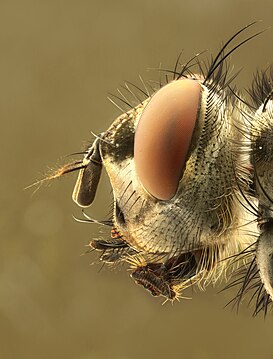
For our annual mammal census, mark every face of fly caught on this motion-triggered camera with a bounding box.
[68,23,266,302]
[98,81,242,254]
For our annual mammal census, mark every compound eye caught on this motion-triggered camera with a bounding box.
[134,79,201,200]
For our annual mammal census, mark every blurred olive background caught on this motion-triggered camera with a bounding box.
[2,1,273,358]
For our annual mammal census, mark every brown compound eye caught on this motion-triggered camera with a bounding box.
[134,78,201,200]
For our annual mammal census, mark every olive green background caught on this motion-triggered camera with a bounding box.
[2,1,273,358]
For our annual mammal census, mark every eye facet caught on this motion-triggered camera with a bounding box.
[134,79,201,200]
